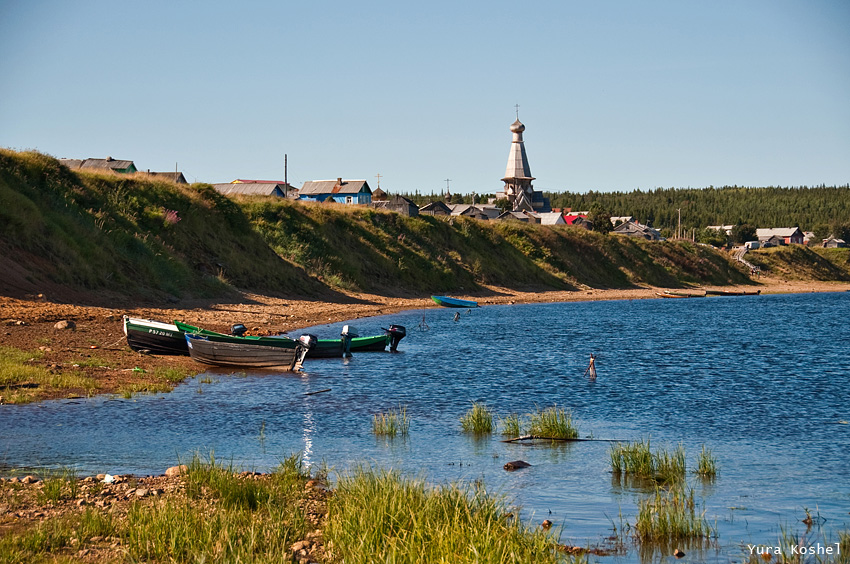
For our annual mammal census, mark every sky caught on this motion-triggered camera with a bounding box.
[1,0,848,196]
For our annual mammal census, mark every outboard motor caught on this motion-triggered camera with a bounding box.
[384,324,407,352]
[340,325,359,358]
[294,334,317,371]
[230,323,248,337]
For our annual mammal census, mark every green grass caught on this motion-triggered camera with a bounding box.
[609,439,687,484]
[500,412,522,437]
[527,406,579,439]
[695,444,717,478]
[372,405,410,437]
[460,402,494,434]
[324,467,577,564]
[37,468,80,504]
[126,453,310,563]
[634,486,714,542]
[0,346,99,403]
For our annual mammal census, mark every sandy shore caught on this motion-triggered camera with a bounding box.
[1,277,848,402]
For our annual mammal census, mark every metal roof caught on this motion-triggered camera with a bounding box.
[299,180,370,195]
[212,183,285,196]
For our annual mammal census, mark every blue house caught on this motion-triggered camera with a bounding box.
[298,178,372,204]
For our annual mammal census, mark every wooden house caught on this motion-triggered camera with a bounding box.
[371,195,419,216]
[756,227,804,245]
[612,220,662,240]
[60,156,137,174]
[419,201,452,216]
[822,237,847,248]
[212,183,288,198]
[298,178,372,205]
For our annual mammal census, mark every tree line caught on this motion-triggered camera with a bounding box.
[399,185,850,241]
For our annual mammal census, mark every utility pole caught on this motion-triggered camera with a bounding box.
[677,208,682,239]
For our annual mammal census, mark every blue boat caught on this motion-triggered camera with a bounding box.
[431,295,479,308]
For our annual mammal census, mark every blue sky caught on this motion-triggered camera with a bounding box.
[1,0,848,195]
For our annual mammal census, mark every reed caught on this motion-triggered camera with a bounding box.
[528,406,579,439]
[36,468,79,504]
[695,444,717,478]
[324,466,572,563]
[126,453,310,563]
[634,486,714,542]
[372,405,410,437]
[500,412,522,437]
[610,440,686,483]
[460,402,494,434]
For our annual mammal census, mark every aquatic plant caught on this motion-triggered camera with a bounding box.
[634,486,714,542]
[695,444,717,478]
[372,405,410,437]
[528,406,579,439]
[325,466,572,563]
[610,439,686,483]
[460,402,494,434]
[500,412,522,437]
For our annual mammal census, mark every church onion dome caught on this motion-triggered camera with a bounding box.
[510,119,525,134]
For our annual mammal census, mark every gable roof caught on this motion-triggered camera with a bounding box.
[60,157,135,171]
[212,183,286,197]
[148,171,187,184]
[537,212,566,225]
[419,201,452,214]
[756,227,803,238]
[299,179,371,195]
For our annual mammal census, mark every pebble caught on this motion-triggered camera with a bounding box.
[54,320,76,330]
[165,465,187,477]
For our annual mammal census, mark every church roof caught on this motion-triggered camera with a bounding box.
[502,119,534,181]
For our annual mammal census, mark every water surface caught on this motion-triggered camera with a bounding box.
[2,292,848,562]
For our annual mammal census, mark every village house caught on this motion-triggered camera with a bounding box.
[298,178,372,205]
[212,182,290,198]
[371,195,419,217]
[612,220,662,240]
[60,156,137,174]
[146,171,188,184]
[822,237,847,248]
[535,212,566,225]
[565,215,593,230]
[756,227,804,245]
[449,204,502,221]
[609,215,635,227]
[707,225,735,236]
[419,200,452,216]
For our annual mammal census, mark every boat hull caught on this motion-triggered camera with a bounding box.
[123,316,188,355]
[307,334,390,358]
[705,289,761,296]
[431,295,479,308]
[185,334,302,370]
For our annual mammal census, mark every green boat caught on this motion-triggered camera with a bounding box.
[175,321,406,358]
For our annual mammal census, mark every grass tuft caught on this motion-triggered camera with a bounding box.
[528,406,579,439]
[610,439,686,484]
[695,444,717,478]
[325,467,572,563]
[500,412,522,437]
[372,405,410,437]
[460,402,494,434]
[634,486,714,542]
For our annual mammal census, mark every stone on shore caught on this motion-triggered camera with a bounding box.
[165,465,188,477]
[54,320,76,330]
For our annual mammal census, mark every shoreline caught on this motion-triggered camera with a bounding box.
[1,278,848,403]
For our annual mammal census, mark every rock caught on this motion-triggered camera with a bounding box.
[54,320,76,330]
[21,475,38,484]
[135,488,149,498]
[674,548,686,558]
[96,474,106,481]
[503,460,532,471]
[541,519,553,529]
[290,540,311,553]
[165,465,188,477]
[76,499,88,507]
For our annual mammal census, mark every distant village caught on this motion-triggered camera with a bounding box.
[58,118,846,250]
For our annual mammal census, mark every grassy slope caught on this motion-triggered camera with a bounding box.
[0,150,326,300]
[2,149,846,302]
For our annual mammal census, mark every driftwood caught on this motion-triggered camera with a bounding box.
[501,435,618,443]
[304,388,331,396]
